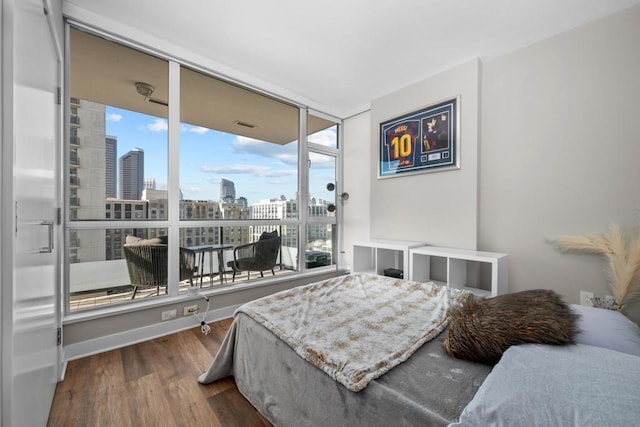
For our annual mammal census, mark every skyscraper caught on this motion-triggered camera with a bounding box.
[220,178,236,203]
[69,98,107,263]
[119,148,144,200]
[105,135,117,198]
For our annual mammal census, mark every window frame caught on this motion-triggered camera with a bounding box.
[63,22,343,316]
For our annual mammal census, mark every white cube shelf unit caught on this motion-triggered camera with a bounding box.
[409,246,508,297]
[352,240,424,277]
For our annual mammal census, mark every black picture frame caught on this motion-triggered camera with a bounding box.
[378,96,459,178]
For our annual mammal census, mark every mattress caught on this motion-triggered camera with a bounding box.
[199,311,491,426]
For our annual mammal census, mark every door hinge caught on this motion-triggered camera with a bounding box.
[57,87,61,105]
[57,207,62,225]
[57,327,61,346]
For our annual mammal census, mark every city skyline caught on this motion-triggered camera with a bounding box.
[105,105,337,206]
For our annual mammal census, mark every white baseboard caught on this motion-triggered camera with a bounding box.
[61,304,239,372]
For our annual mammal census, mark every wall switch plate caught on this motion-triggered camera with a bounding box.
[183,305,198,316]
[580,291,594,306]
[161,309,177,321]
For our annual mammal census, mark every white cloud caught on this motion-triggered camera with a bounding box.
[200,164,296,178]
[107,113,122,122]
[309,151,335,169]
[232,135,298,165]
[182,124,209,134]
[275,153,298,166]
[308,128,337,147]
[147,119,168,132]
[183,186,203,193]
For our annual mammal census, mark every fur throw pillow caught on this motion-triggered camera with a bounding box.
[442,289,579,365]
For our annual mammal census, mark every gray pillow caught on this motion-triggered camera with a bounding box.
[570,304,640,357]
[451,344,640,427]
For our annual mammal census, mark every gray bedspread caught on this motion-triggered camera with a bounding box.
[234,274,472,392]
[199,312,491,426]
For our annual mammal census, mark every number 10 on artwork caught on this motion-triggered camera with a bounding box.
[384,121,418,170]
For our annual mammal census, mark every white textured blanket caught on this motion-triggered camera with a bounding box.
[236,273,472,392]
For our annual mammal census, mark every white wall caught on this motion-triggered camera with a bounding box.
[349,5,640,320]
[368,59,481,249]
[479,5,640,314]
[341,110,371,269]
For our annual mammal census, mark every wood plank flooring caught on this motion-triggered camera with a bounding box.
[48,318,272,427]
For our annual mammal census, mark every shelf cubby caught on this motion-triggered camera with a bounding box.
[351,240,425,278]
[409,246,508,297]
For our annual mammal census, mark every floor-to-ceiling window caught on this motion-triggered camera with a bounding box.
[307,112,339,270]
[65,26,341,313]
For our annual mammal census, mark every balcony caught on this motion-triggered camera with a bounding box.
[68,258,294,311]
[69,196,80,207]
[70,116,80,125]
[69,135,80,146]
[70,176,80,186]
[69,155,80,167]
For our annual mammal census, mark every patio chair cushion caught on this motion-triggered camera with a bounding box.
[125,235,168,246]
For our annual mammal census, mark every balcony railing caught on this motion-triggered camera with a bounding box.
[69,196,80,207]
[69,155,80,166]
[68,258,295,311]
[70,135,80,146]
[70,116,80,125]
[70,176,80,186]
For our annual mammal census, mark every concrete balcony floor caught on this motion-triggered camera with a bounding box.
[69,268,293,311]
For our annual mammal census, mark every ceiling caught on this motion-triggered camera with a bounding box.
[70,28,335,144]
[64,0,640,118]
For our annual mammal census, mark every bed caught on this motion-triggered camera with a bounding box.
[199,273,640,426]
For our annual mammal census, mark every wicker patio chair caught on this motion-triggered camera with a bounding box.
[123,237,196,298]
[227,230,281,282]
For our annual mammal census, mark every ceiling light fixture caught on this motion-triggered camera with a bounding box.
[234,120,257,129]
[135,82,154,97]
[135,81,168,106]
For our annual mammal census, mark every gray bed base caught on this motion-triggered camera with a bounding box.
[199,312,491,426]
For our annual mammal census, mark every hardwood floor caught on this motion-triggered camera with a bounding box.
[48,318,272,427]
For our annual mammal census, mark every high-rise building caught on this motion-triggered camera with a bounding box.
[69,98,107,263]
[236,196,248,209]
[119,148,144,200]
[105,135,117,198]
[104,199,148,260]
[177,199,250,247]
[308,198,333,245]
[252,198,297,246]
[220,178,236,203]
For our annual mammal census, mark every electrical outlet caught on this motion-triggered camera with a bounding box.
[161,309,177,321]
[580,291,594,306]
[183,304,198,316]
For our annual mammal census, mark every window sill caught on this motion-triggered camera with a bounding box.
[63,267,345,325]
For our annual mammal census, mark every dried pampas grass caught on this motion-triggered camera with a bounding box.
[550,224,640,306]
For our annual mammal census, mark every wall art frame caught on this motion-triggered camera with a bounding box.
[378,96,460,179]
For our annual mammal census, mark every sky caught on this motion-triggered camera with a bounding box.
[105,106,337,206]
